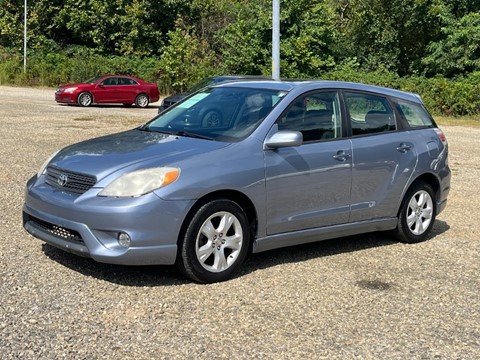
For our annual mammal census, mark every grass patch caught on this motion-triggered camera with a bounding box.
[434,116,480,127]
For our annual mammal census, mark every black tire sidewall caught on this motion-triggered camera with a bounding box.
[396,181,437,243]
[177,199,250,283]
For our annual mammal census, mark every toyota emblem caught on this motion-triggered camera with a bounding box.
[57,174,68,187]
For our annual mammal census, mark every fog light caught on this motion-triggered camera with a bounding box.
[118,232,131,248]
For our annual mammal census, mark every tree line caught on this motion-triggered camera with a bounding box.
[1,0,480,115]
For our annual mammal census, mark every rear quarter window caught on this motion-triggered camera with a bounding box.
[394,99,434,128]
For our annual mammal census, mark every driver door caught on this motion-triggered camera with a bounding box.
[265,91,352,235]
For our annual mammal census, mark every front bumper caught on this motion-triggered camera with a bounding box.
[23,175,194,265]
[55,93,77,104]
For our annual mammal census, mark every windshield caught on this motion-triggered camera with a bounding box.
[83,76,103,84]
[144,87,287,142]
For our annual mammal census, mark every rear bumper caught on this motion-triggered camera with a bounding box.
[150,94,160,103]
[437,198,448,215]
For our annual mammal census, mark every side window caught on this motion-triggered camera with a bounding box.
[278,91,341,142]
[102,77,118,86]
[344,92,396,136]
[393,99,433,127]
[118,77,129,85]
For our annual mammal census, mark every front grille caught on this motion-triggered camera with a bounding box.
[45,166,96,194]
[28,215,84,244]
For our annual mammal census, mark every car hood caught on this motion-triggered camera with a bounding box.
[50,129,229,181]
[58,83,94,89]
[164,93,188,103]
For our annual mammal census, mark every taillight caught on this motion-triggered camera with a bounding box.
[434,128,447,146]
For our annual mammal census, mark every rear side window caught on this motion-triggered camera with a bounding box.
[118,77,138,85]
[393,99,434,127]
[344,92,396,136]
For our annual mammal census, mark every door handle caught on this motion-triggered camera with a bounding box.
[333,150,351,161]
[396,143,411,153]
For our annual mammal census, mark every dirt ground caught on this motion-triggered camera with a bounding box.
[0,85,479,359]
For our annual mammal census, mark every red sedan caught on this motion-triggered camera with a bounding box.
[55,75,160,108]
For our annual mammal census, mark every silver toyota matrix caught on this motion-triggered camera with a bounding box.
[23,81,451,283]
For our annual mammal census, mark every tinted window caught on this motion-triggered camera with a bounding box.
[393,99,433,127]
[189,77,216,92]
[102,78,118,86]
[278,91,341,142]
[118,77,138,85]
[345,92,396,136]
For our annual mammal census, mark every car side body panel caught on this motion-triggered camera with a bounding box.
[349,131,418,222]
[54,75,159,106]
[264,138,353,234]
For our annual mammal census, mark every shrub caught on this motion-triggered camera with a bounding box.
[1,45,480,116]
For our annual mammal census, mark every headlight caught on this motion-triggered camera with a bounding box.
[98,167,180,197]
[37,150,60,178]
[64,87,78,94]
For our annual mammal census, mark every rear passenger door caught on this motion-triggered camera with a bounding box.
[344,91,418,221]
[265,91,352,235]
[117,77,139,103]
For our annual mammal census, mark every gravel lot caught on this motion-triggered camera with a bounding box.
[1,85,479,359]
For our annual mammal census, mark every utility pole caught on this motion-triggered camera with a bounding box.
[24,0,27,72]
[272,0,280,80]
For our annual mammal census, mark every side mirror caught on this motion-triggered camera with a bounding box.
[264,130,303,149]
[98,83,104,87]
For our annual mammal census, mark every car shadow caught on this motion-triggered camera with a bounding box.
[41,220,450,286]
[41,244,188,286]
[241,220,450,277]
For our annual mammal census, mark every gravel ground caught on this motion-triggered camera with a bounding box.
[0,85,479,359]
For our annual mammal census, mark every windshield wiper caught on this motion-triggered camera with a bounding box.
[137,127,176,135]
[174,131,214,141]
[137,127,213,140]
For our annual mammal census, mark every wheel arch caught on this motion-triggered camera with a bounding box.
[136,92,149,100]
[77,91,93,103]
[398,172,440,216]
[177,189,258,248]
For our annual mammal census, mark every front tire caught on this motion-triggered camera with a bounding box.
[176,199,250,283]
[394,181,436,243]
[135,94,149,108]
[77,92,93,107]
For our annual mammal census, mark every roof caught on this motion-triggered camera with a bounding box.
[215,80,422,103]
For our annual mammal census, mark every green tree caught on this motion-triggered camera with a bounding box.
[0,0,27,50]
[159,20,216,92]
[215,0,337,77]
[423,12,480,76]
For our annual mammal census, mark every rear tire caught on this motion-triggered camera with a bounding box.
[77,92,93,107]
[176,199,250,283]
[135,94,149,108]
[394,181,436,243]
